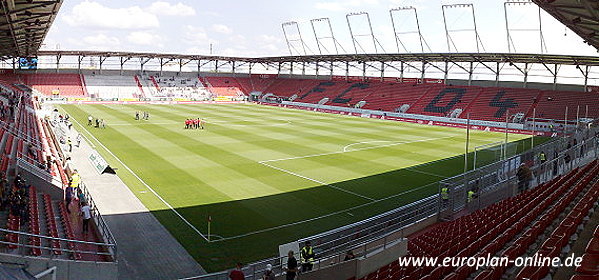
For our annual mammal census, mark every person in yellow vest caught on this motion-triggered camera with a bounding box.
[467,189,475,203]
[300,241,315,272]
[70,169,81,190]
[441,187,449,206]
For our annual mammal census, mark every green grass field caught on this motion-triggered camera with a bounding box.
[59,103,539,271]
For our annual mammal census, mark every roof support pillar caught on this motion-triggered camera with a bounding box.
[99,56,107,75]
[330,61,334,78]
[159,58,163,76]
[288,62,292,76]
[495,62,500,87]
[443,61,448,84]
[400,61,404,82]
[523,63,528,88]
[277,62,281,75]
[315,61,319,79]
[345,61,349,81]
[362,61,366,81]
[55,54,61,73]
[302,62,305,76]
[421,61,426,81]
[468,62,473,86]
[140,57,150,73]
[120,57,132,76]
[553,64,558,91]
[584,65,589,92]
[215,60,219,73]
[380,61,385,82]
[78,55,84,74]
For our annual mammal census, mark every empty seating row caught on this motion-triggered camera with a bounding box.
[357,161,597,280]
[25,74,86,97]
[43,194,61,255]
[58,202,81,260]
[28,187,41,256]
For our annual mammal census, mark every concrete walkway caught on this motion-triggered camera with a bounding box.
[64,125,206,280]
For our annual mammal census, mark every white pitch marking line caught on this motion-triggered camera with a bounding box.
[259,161,375,202]
[260,136,455,164]
[212,182,436,242]
[70,116,210,242]
[343,140,395,152]
[407,169,449,179]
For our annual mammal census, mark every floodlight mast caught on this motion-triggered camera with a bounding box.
[504,1,548,53]
[389,6,431,53]
[441,3,485,53]
[346,12,386,54]
[281,21,311,56]
[310,17,346,55]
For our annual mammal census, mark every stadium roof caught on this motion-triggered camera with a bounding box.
[36,50,599,67]
[533,0,599,51]
[0,0,62,58]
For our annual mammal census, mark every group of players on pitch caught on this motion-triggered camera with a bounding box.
[185,118,205,129]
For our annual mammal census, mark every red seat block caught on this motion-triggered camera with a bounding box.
[576,254,599,275]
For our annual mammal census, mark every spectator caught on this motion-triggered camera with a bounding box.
[78,189,86,207]
[65,187,73,214]
[516,163,532,192]
[81,202,91,234]
[229,262,245,280]
[344,250,356,261]
[262,264,275,280]
[285,250,298,280]
[300,241,315,272]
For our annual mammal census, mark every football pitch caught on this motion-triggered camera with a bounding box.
[59,103,538,271]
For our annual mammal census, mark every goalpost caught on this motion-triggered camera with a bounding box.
[473,141,505,170]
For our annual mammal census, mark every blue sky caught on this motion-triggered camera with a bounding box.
[41,0,598,57]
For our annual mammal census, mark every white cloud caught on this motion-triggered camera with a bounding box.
[147,1,196,16]
[258,35,281,44]
[212,24,233,34]
[68,34,122,51]
[315,0,379,12]
[83,34,120,46]
[127,31,163,46]
[64,1,159,30]
[183,25,209,45]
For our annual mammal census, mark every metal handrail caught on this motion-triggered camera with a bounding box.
[184,229,406,280]
[0,229,115,259]
[79,181,118,258]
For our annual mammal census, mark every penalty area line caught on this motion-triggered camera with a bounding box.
[259,161,375,202]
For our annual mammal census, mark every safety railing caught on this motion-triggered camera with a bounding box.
[0,228,115,261]
[183,230,405,280]
[79,181,118,259]
[440,129,598,214]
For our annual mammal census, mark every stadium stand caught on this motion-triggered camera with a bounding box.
[235,75,276,94]
[0,78,114,266]
[201,76,247,97]
[83,74,141,99]
[534,90,599,120]
[24,74,86,97]
[151,75,211,99]
[9,73,598,124]
[352,160,599,280]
